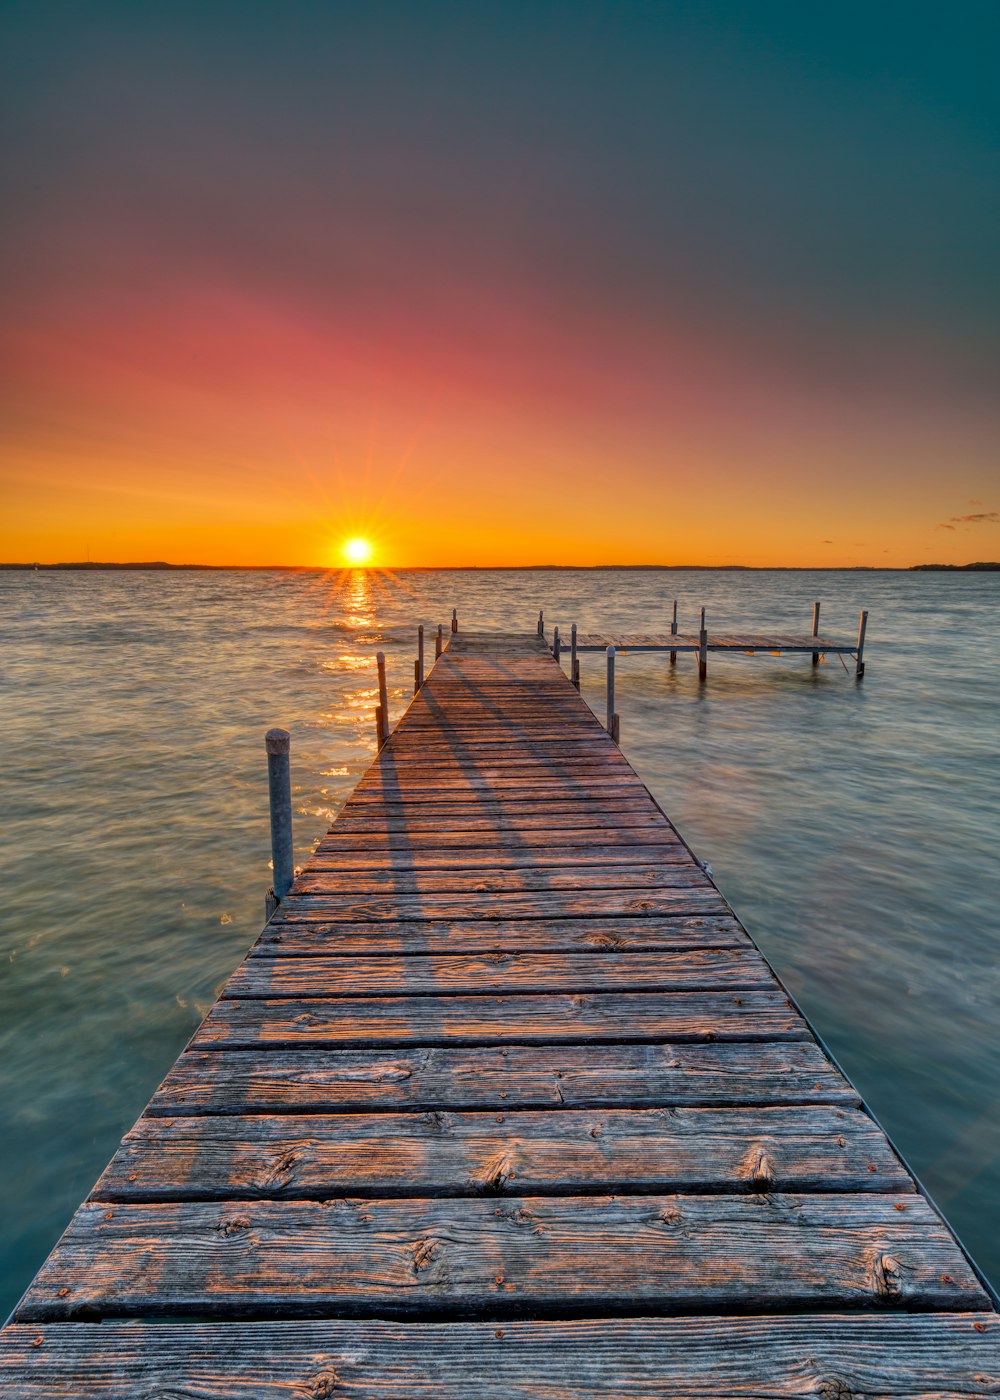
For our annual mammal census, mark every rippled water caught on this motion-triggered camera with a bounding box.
[1,566,997,1314]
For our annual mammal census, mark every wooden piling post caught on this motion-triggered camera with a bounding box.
[856,610,868,678]
[571,623,579,689]
[374,703,384,748]
[606,645,615,734]
[698,608,707,682]
[451,608,458,634]
[811,601,821,666]
[376,652,389,746]
[670,598,678,666]
[553,625,560,661]
[265,728,293,914]
[417,625,424,688]
[413,659,420,695]
[611,712,620,744]
[537,609,544,637]
[436,624,443,659]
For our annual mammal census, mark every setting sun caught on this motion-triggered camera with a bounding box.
[342,537,374,566]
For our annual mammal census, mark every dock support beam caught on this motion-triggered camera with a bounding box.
[571,624,579,688]
[856,610,868,678]
[376,652,389,747]
[606,645,616,735]
[670,599,678,666]
[698,608,707,682]
[265,727,293,919]
[451,609,458,634]
[812,601,821,666]
[553,625,560,661]
[436,624,443,659]
[537,609,544,637]
[417,625,424,689]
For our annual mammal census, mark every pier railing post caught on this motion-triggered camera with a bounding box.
[670,598,678,666]
[265,728,293,919]
[811,601,821,666]
[451,608,458,634]
[376,652,389,747]
[698,608,707,682]
[537,609,544,637]
[417,625,424,689]
[606,645,616,734]
[856,610,868,678]
[436,624,443,659]
[553,625,560,661]
[571,623,579,688]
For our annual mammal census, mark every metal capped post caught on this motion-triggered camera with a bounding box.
[265,727,293,918]
[698,608,708,682]
[606,645,616,735]
[811,601,821,667]
[376,651,389,747]
[856,610,869,678]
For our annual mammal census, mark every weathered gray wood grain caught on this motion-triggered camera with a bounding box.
[5,1315,998,1398]
[195,989,807,1049]
[150,1041,860,1115]
[291,864,706,896]
[273,888,726,923]
[16,1193,987,1320]
[253,914,749,957]
[225,949,772,998]
[95,1105,911,1201]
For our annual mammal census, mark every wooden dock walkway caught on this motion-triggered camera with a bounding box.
[3,630,997,1396]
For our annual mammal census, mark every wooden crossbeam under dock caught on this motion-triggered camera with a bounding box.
[2,630,996,1397]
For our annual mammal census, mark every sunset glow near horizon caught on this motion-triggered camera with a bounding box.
[2,4,998,569]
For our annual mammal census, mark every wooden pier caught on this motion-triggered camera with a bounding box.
[3,628,997,1396]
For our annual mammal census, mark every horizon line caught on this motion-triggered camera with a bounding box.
[2,561,998,573]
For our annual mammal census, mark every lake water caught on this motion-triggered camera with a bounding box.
[1,566,997,1315]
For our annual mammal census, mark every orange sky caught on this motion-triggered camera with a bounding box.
[3,5,998,569]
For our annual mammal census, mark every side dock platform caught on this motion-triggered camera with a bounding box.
[2,631,997,1396]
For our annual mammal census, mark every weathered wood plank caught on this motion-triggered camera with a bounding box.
[94,1105,911,1201]
[328,811,671,834]
[5,1315,998,1398]
[304,845,689,870]
[340,795,661,817]
[195,990,806,1048]
[17,1193,987,1320]
[225,949,773,998]
[151,1041,859,1115]
[313,828,689,850]
[291,864,706,896]
[272,888,725,922]
[253,914,750,957]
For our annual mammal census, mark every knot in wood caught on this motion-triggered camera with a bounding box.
[217,1214,251,1237]
[476,1150,515,1194]
[741,1142,776,1190]
[410,1238,439,1273]
[308,1369,341,1398]
[870,1251,904,1302]
[819,1380,856,1400]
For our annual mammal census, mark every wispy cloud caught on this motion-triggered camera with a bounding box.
[936,510,998,531]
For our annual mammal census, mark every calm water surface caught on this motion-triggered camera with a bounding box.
[1,567,997,1314]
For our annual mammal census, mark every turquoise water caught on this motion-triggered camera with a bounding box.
[1,567,997,1315]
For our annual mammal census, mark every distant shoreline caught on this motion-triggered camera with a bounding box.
[1,562,998,573]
